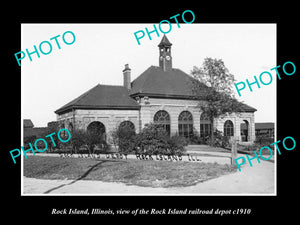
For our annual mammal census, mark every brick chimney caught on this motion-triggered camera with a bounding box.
[123,64,131,89]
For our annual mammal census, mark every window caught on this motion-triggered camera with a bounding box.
[154,110,170,135]
[68,122,73,132]
[200,113,211,138]
[224,120,234,137]
[178,111,193,138]
[240,120,249,142]
[119,120,135,132]
[87,121,106,140]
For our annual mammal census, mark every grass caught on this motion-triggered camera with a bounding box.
[24,156,236,188]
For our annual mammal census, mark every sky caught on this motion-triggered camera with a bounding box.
[21,23,276,127]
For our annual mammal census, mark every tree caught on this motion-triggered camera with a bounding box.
[70,129,86,154]
[44,125,60,152]
[83,130,107,155]
[191,57,244,146]
[23,135,36,149]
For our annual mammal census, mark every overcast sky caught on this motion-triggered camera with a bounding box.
[21,23,276,127]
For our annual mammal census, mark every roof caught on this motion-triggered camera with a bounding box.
[55,67,256,114]
[55,84,140,115]
[158,35,172,47]
[130,65,256,112]
[130,66,208,99]
[55,35,256,115]
[23,119,34,128]
[255,122,274,130]
[239,102,257,112]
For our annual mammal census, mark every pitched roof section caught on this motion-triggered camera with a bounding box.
[23,119,34,128]
[255,122,274,130]
[158,35,172,47]
[239,102,257,112]
[130,66,256,112]
[130,66,207,99]
[55,84,140,114]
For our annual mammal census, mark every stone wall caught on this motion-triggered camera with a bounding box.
[214,112,255,142]
[57,109,140,144]
[56,97,256,143]
[139,97,203,136]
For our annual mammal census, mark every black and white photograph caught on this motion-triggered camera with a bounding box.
[21,23,276,195]
[4,4,298,221]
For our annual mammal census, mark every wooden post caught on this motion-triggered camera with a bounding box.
[231,136,237,165]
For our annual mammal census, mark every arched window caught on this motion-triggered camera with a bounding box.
[178,111,193,138]
[119,120,135,132]
[240,120,249,142]
[154,110,170,135]
[68,122,73,132]
[224,120,234,137]
[87,121,106,140]
[200,113,211,138]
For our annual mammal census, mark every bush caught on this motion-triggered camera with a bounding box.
[112,125,136,154]
[236,135,275,153]
[63,129,108,154]
[70,123,188,156]
[133,123,187,156]
[237,142,261,153]
[206,130,230,148]
[255,135,275,147]
[166,134,188,156]
[111,123,188,156]
[134,123,169,155]
[70,129,87,153]
[234,135,275,153]
[189,134,206,145]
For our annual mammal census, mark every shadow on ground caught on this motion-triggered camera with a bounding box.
[43,160,125,194]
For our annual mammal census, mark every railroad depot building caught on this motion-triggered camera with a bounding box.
[54,35,257,144]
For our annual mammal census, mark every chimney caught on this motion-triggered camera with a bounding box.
[123,64,131,89]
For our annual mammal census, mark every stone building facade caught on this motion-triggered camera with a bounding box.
[55,35,256,144]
